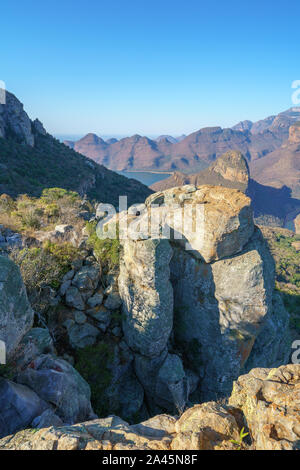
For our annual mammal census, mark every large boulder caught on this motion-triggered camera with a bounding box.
[171,228,290,399]
[0,256,34,360]
[172,401,240,450]
[145,185,254,263]
[13,328,55,371]
[0,378,49,438]
[16,355,95,424]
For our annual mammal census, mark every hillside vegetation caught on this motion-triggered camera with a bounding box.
[260,226,300,334]
[0,133,152,207]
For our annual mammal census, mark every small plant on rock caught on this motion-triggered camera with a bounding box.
[230,427,249,450]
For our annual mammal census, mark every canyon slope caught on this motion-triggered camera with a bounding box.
[250,122,300,199]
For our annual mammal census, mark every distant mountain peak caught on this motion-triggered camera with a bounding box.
[79,133,106,144]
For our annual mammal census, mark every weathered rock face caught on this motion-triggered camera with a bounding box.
[0,256,34,360]
[151,150,250,192]
[119,238,174,357]
[118,185,290,410]
[171,229,290,399]
[145,185,254,263]
[289,122,300,144]
[229,364,300,450]
[0,90,35,146]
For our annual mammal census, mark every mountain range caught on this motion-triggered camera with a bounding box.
[64,107,300,173]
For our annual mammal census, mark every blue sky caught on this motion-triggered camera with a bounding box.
[1,0,300,136]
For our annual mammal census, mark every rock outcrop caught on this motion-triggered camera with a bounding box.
[288,122,300,144]
[229,364,300,450]
[151,150,300,229]
[0,255,96,437]
[0,90,35,146]
[16,355,95,425]
[1,364,299,450]
[117,185,290,411]
[151,150,250,192]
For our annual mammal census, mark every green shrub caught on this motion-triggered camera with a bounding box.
[40,187,79,204]
[86,222,120,269]
[10,246,63,292]
[43,241,80,277]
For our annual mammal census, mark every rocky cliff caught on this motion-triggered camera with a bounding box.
[0,90,35,146]
[0,91,152,206]
[250,122,300,200]
[151,150,250,192]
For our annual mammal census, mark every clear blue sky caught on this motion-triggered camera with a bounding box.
[1,0,299,136]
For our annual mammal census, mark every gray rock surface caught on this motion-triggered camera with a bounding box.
[13,328,55,371]
[16,355,94,424]
[0,378,49,438]
[65,286,85,310]
[119,238,173,357]
[64,320,99,349]
[0,90,35,146]
[0,256,34,360]
[72,265,100,292]
[31,409,63,429]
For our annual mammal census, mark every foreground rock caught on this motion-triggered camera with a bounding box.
[0,255,96,436]
[16,355,95,425]
[0,255,34,360]
[0,379,49,438]
[229,364,300,450]
[1,364,299,450]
